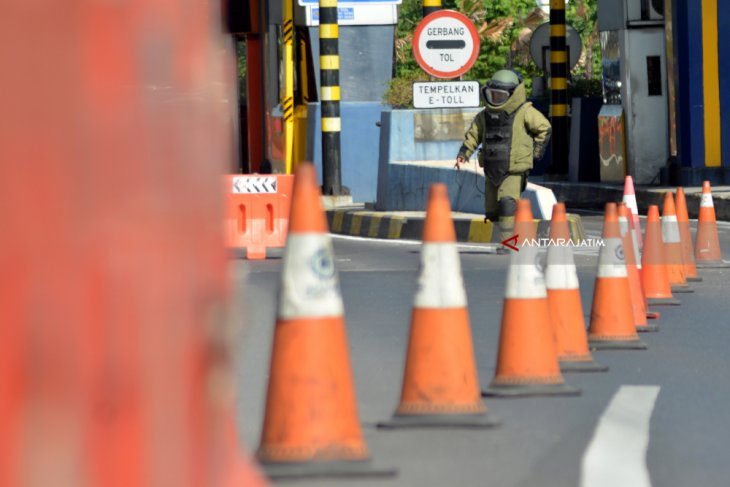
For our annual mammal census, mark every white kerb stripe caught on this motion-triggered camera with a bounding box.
[701,193,714,208]
[661,215,680,244]
[597,237,627,278]
[581,385,660,487]
[623,194,638,215]
[505,246,547,299]
[278,233,344,319]
[546,245,579,290]
[413,242,467,309]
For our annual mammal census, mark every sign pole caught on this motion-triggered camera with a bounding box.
[319,0,343,195]
[549,0,569,177]
[422,0,441,18]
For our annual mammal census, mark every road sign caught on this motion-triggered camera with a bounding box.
[298,0,401,5]
[412,81,480,109]
[529,22,582,72]
[412,10,480,79]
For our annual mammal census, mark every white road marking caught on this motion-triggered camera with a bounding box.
[581,385,660,487]
[330,233,498,252]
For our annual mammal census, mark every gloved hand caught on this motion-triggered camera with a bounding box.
[454,155,467,170]
[534,142,546,160]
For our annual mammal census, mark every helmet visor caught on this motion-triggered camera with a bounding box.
[485,88,511,106]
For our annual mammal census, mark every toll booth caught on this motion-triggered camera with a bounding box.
[597,0,668,184]
[294,0,399,202]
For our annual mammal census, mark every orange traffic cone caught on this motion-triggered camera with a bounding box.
[618,204,658,332]
[695,181,730,268]
[257,163,394,479]
[675,187,702,281]
[662,192,693,293]
[642,205,680,305]
[546,203,607,372]
[587,203,647,350]
[623,175,643,249]
[378,184,499,428]
[484,199,580,396]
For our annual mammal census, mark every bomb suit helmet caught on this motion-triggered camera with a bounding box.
[482,69,521,107]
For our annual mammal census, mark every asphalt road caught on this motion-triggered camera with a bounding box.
[235,214,730,487]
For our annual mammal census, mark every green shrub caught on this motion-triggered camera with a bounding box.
[382,71,430,109]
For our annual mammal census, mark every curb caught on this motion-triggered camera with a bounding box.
[326,209,587,243]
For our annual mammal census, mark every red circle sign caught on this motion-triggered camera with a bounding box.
[412,10,481,79]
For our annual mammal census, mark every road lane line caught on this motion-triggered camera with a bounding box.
[581,385,660,487]
[331,233,499,251]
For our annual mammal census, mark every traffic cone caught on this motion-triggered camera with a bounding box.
[587,203,647,350]
[257,163,395,479]
[642,205,681,305]
[662,192,693,293]
[378,184,499,428]
[695,181,730,268]
[675,187,702,281]
[484,199,581,396]
[546,203,607,372]
[623,175,643,249]
[618,204,658,332]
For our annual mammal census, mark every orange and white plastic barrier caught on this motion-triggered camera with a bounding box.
[224,174,294,259]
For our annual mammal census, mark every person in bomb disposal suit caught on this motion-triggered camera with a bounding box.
[455,69,551,246]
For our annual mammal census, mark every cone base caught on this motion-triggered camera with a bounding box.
[671,284,694,293]
[589,339,647,350]
[637,324,660,333]
[647,297,681,306]
[261,459,397,480]
[482,383,581,398]
[377,412,500,429]
[647,310,661,320]
[696,260,730,269]
[686,276,703,282]
[559,360,609,373]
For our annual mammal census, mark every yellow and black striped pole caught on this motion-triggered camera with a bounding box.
[549,0,569,175]
[423,0,441,17]
[283,0,295,174]
[319,0,342,195]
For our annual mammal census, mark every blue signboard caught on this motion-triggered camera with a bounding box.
[311,7,356,21]
[298,0,400,5]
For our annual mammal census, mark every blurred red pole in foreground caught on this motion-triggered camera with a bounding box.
[0,2,267,486]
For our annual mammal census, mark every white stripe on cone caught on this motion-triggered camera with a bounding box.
[661,215,680,244]
[619,215,642,269]
[623,194,638,215]
[278,233,345,319]
[413,242,468,309]
[546,244,579,290]
[701,193,714,208]
[596,237,628,278]
[505,245,548,299]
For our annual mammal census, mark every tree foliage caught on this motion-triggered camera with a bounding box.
[386,0,602,107]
